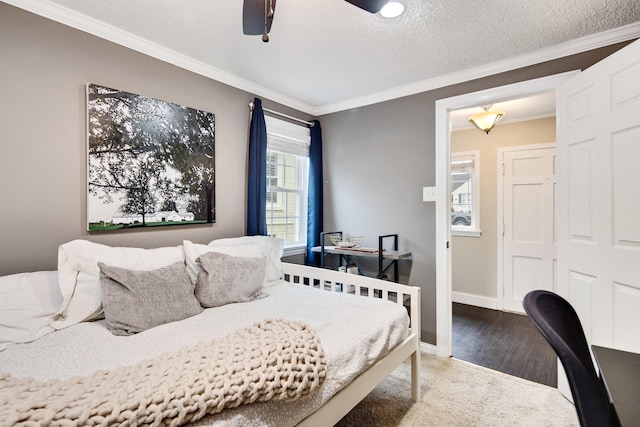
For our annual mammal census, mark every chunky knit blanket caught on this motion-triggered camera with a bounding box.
[0,318,326,426]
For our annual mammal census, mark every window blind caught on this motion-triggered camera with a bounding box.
[265,116,310,156]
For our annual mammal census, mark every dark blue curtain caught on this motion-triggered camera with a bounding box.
[247,98,267,236]
[306,120,323,265]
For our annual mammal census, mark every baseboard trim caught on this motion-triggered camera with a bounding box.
[452,291,497,310]
[420,342,437,355]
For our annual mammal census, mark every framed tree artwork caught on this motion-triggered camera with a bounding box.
[86,83,215,231]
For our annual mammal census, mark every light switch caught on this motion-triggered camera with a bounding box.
[423,186,436,202]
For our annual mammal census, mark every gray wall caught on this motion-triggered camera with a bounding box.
[319,43,630,343]
[0,4,311,276]
[0,3,632,345]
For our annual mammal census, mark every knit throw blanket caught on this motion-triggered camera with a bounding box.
[0,318,326,426]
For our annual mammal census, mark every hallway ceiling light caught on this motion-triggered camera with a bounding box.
[469,105,505,134]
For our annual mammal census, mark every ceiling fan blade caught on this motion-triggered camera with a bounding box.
[243,0,276,35]
[343,0,388,13]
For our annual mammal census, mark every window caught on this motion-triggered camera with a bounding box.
[265,116,311,253]
[451,150,480,237]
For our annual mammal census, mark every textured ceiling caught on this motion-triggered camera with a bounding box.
[5,0,640,114]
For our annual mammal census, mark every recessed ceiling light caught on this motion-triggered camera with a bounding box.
[380,1,405,18]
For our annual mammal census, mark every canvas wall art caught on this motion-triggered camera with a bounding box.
[87,83,215,231]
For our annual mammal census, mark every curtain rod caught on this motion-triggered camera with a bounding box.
[249,102,314,127]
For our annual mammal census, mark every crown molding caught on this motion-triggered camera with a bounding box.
[316,21,640,115]
[4,0,640,117]
[1,0,318,115]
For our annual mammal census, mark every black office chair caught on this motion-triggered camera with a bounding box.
[522,290,620,427]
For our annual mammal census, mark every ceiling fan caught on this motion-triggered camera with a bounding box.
[243,0,389,42]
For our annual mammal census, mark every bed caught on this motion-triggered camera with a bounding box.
[0,237,421,426]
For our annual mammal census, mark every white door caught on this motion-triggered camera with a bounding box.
[557,39,640,395]
[501,144,556,313]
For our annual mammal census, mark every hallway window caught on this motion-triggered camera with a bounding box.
[451,150,480,236]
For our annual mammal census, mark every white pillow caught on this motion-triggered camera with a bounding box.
[54,240,185,330]
[183,240,270,285]
[208,236,284,283]
[0,271,62,351]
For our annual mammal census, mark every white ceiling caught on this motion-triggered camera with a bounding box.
[5,0,640,115]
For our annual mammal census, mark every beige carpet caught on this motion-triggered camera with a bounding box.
[335,353,579,427]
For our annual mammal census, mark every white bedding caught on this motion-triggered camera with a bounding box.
[0,280,409,426]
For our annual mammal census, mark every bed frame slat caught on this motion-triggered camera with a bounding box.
[281,262,421,425]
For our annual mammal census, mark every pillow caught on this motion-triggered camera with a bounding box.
[183,240,269,285]
[0,271,62,351]
[54,240,185,330]
[194,252,267,308]
[208,236,284,284]
[98,261,203,336]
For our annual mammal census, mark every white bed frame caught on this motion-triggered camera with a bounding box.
[281,263,421,426]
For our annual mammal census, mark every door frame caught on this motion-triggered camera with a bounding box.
[496,142,557,313]
[434,70,580,357]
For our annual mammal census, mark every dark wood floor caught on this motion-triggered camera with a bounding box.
[452,303,557,387]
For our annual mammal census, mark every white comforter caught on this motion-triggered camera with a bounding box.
[0,281,409,426]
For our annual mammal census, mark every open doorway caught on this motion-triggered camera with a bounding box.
[433,71,580,359]
[447,93,558,386]
[448,93,556,312]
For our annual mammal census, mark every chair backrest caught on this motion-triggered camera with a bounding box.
[522,290,619,427]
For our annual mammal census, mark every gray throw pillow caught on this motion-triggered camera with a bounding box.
[98,261,203,336]
[195,251,268,308]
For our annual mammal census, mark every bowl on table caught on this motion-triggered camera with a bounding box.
[329,235,363,248]
[338,241,356,248]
